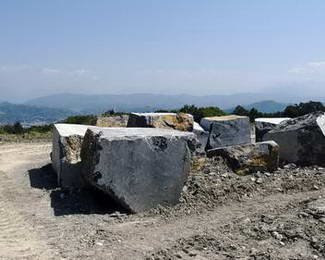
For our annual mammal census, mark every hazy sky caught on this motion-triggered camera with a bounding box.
[1,0,325,102]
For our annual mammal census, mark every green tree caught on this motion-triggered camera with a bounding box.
[248,108,261,121]
[13,122,24,134]
[62,115,97,125]
[233,105,249,116]
[179,105,226,122]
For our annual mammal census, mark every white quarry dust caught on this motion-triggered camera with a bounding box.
[0,142,324,259]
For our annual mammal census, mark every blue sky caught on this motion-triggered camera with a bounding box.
[1,0,325,102]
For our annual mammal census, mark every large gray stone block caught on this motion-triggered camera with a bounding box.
[81,127,196,213]
[51,123,90,188]
[255,118,290,142]
[207,141,279,175]
[201,115,251,149]
[127,112,194,132]
[193,122,209,152]
[263,112,325,166]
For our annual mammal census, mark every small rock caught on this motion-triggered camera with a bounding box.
[311,237,318,244]
[272,231,283,240]
[319,218,325,223]
[284,163,297,169]
[307,198,325,219]
[221,173,229,178]
[298,212,309,218]
[253,171,263,178]
[203,168,210,174]
[249,248,258,255]
[255,178,263,184]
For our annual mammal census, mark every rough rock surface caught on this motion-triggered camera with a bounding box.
[51,123,89,187]
[201,115,251,149]
[81,127,196,213]
[263,112,325,166]
[95,115,129,127]
[127,112,194,132]
[207,141,279,175]
[193,122,209,152]
[255,118,290,142]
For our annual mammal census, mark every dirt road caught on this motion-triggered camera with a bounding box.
[0,143,324,259]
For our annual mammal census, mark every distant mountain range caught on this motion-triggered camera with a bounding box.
[0,102,75,125]
[0,93,317,126]
[25,93,288,114]
[225,100,289,113]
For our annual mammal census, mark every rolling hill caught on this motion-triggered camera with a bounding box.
[0,102,75,125]
[25,93,277,114]
[225,100,289,113]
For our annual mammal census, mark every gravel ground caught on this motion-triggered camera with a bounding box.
[0,143,325,259]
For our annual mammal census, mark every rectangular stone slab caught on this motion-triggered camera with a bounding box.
[201,115,251,149]
[81,127,196,213]
[127,112,194,131]
[95,115,129,127]
[51,123,90,188]
[263,112,325,166]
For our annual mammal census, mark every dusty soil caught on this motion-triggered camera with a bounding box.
[0,143,325,260]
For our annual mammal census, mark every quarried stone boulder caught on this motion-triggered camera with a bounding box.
[51,123,89,188]
[193,122,209,152]
[95,115,129,127]
[201,115,251,149]
[81,127,196,213]
[263,112,325,166]
[127,112,194,132]
[255,118,290,142]
[207,141,279,175]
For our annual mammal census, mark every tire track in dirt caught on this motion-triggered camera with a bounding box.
[0,171,52,260]
[0,143,87,259]
[0,143,55,259]
[1,142,324,259]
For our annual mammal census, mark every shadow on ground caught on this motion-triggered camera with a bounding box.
[28,164,58,190]
[28,164,127,216]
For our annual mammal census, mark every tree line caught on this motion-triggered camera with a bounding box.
[1,101,324,135]
[233,101,325,121]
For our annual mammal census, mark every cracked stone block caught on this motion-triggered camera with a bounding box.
[95,115,129,127]
[81,127,197,213]
[51,123,90,188]
[200,115,251,149]
[207,141,279,175]
[255,118,290,142]
[127,112,194,132]
[263,112,325,166]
